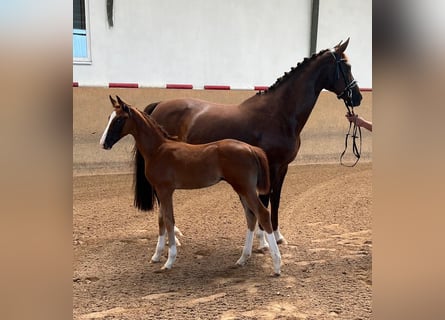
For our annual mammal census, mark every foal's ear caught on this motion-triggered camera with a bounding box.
[109,95,119,108]
[116,95,130,114]
[336,37,350,54]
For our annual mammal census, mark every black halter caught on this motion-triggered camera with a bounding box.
[330,51,361,167]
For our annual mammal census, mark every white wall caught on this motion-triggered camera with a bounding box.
[73,0,372,89]
[317,0,372,88]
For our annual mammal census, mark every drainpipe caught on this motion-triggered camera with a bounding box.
[310,0,319,55]
[107,0,114,27]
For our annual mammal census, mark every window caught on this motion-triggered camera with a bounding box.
[73,0,91,63]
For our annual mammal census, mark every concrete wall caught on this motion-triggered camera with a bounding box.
[73,88,372,176]
[73,0,371,89]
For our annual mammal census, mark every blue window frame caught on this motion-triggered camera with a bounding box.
[73,0,91,63]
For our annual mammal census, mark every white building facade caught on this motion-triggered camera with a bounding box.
[73,0,372,89]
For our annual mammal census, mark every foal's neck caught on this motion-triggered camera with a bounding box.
[131,109,166,159]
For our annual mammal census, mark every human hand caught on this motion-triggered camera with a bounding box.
[345,113,372,132]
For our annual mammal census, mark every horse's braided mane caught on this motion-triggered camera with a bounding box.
[257,48,330,95]
[138,108,179,141]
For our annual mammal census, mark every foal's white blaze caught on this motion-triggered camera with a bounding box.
[237,229,254,266]
[99,111,117,146]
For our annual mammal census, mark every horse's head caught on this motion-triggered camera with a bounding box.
[100,95,132,149]
[325,38,362,108]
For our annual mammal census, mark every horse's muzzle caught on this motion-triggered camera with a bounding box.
[351,91,362,107]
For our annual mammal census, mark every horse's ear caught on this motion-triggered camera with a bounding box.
[336,37,350,54]
[116,95,130,114]
[116,95,124,106]
[109,95,118,108]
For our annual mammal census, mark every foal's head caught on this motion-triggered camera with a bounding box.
[324,38,362,107]
[100,95,133,150]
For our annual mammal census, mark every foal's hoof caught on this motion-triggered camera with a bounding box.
[153,267,170,274]
[151,261,170,273]
[236,257,249,267]
[254,246,269,254]
[150,257,162,264]
[153,264,172,273]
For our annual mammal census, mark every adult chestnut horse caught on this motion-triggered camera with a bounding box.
[100,96,281,275]
[136,39,362,248]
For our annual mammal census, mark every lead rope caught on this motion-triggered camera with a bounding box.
[340,100,362,167]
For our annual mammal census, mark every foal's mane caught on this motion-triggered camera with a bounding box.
[257,48,330,95]
[136,107,178,141]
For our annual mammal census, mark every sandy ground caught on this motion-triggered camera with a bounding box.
[73,161,371,320]
[73,88,372,319]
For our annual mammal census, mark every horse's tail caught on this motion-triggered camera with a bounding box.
[132,101,161,211]
[133,147,156,211]
[251,147,270,195]
[144,101,160,115]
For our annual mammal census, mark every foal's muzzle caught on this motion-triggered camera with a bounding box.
[102,142,112,150]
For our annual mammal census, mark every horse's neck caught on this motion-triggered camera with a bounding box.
[132,111,166,158]
[268,58,328,133]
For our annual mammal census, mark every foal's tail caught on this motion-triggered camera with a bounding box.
[132,102,161,211]
[251,147,271,195]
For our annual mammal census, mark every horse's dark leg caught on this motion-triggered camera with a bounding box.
[259,194,270,209]
[269,165,289,244]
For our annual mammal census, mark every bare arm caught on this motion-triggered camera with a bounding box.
[345,114,372,132]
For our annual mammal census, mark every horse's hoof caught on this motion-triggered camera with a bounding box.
[150,257,162,264]
[274,230,288,245]
[272,271,281,277]
[174,226,184,237]
[276,237,288,245]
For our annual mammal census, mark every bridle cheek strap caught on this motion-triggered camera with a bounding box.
[330,51,358,107]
